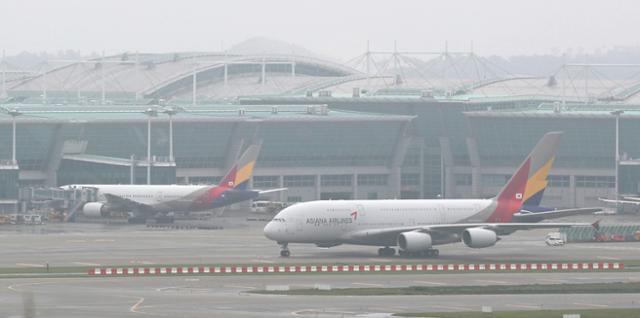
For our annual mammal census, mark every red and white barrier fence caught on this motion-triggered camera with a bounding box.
[88,262,624,276]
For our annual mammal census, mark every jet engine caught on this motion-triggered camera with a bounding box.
[397,231,432,252]
[82,202,110,218]
[462,228,498,248]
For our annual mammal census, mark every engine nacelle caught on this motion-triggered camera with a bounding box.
[82,202,110,218]
[397,231,432,252]
[462,228,498,248]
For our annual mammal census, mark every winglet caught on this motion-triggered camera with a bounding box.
[486,132,563,223]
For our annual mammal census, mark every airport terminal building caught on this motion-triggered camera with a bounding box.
[3,43,640,213]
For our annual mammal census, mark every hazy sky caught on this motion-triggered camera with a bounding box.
[2,0,639,59]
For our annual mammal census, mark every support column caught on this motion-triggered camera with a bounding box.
[261,58,266,85]
[389,122,413,199]
[466,137,481,198]
[352,173,358,200]
[44,125,65,187]
[224,63,228,86]
[101,51,106,105]
[192,56,197,106]
[438,137,454,198]
[223,122,246,173]
[315,174,321,200]
[130,154,136,185]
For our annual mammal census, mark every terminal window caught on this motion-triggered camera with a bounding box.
[321,175,352,187]
[253,176,280,188]
[283,175,316,187]
[548,175,570,187]
[357,174,388,186]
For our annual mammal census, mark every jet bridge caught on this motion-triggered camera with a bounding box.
[18,186,98,221]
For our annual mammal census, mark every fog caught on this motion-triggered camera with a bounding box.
[2,0,639,59]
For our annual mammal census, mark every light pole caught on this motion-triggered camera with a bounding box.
[611,110,624,210]
[144,108,158,185]
[163,106,182,162]
[5,108,22,165]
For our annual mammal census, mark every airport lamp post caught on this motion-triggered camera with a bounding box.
[611,110,624,212]
[8,108,22,165]
[163,106,181,162]
[145,108,158,185]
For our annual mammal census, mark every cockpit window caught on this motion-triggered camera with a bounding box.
[271,218,286,222]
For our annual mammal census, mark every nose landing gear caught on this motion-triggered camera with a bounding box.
[279,243,290,257]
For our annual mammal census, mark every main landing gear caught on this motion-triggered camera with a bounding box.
[380,247,440,258]
[377,247,396,257]
[398,248,440,258]
[279,243,290,257]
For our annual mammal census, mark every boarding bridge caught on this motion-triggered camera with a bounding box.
[18,186,98,221]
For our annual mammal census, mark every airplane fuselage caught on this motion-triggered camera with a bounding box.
[264,199,495,246]
[64,184,259,214]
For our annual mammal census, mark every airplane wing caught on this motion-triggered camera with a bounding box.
[512,207,602,222]
[257,188,288,195]
[103,193,153,211]
[598,198,640,206]
[346,222,592,244]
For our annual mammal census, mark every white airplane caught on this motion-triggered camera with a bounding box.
[264,132,595,257]
[61,144,285,221]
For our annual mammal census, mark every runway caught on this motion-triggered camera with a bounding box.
[2,272,640,318]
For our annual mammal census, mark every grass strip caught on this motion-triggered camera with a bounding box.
[251,282,640,296]
[395,308,640,318]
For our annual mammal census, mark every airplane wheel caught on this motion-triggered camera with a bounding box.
[280,250,290,257]
[378,247,395,257]
[425,249,439,258]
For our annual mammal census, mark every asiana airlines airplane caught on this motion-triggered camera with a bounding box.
[264,132,598,257]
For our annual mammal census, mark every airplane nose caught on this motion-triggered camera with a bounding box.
[263,222,278,241]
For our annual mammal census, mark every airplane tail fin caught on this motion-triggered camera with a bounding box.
[218,143,262,190]
[486,132,563,223]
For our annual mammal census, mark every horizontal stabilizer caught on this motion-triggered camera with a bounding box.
[513,207,602,222]
[258,188,288,195]
[599,197,640,206]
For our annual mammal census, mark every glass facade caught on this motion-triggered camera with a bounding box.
[454,173,472,186]
[283,175,316,187]
[357,174,388,186]
[401,173,420,186]
[258,122,399,168]
[575,176,615,188]
[57,160,176,185]
[481,174,510,187]
[548,175,570,187]
[253,176,280,188]
[321,175,352,187]
[0,169,19,200]
[470,117,616,169]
